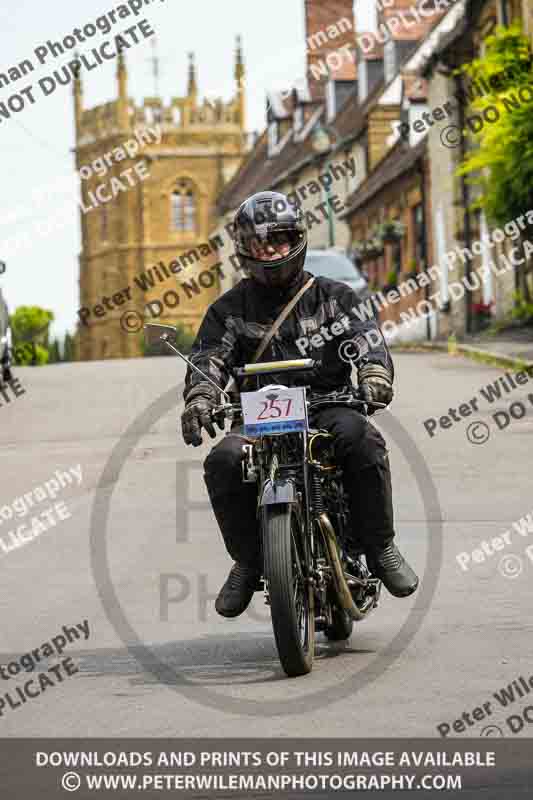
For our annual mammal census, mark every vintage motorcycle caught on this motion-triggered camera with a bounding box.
[146,323,384,678]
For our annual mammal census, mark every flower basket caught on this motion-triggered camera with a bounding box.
[375,220,406,243]
[361,237,384,260]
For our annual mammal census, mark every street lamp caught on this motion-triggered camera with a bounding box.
[311,123,341,247]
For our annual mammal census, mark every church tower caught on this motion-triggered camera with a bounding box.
[75,43,246,360]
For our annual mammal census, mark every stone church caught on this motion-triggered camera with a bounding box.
[75,44,246,360]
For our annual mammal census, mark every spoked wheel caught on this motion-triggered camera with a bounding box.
[263,504,314,677]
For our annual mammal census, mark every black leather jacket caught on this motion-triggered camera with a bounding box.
[182,269,393,404]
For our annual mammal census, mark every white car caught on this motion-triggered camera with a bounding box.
[303,249,371,301]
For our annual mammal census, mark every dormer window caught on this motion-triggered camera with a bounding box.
[384,39,397,84]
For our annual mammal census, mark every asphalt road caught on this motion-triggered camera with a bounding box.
[1,350,532,738]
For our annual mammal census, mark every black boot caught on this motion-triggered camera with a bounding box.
[366,541,419,598]
[215,562,262,618]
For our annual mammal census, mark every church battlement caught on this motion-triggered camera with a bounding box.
[74,44,245,150]
[78,101,121,146]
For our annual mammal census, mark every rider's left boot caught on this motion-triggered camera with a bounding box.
[366,541,419,598]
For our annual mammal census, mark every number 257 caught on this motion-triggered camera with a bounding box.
[257,398,292,420]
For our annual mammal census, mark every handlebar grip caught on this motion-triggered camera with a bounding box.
[234,359,318,378]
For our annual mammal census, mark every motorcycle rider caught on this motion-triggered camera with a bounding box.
[0,288,13,384]
[181,191,419,618]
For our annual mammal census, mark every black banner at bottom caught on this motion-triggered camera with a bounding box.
[0,738,531,798]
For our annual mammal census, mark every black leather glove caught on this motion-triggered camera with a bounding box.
[181,395,223,447]
[358,363,394,408]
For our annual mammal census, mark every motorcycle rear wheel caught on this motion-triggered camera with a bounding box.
[263,504,314,677]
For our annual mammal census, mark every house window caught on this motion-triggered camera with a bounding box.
[294,106,304,133]
[413,203,425,265]
[171,180,196,232]
[384,40,396,84]
[358,58,368,104]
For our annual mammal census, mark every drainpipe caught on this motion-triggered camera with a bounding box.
[500,0,509,25]
[455,70,473,336]
[417,157,431,341]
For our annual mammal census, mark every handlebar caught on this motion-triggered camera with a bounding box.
[233,358,318,378]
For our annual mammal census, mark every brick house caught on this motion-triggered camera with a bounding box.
[419,0,530,338]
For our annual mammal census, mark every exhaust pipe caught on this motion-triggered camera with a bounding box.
[317,512,367,620]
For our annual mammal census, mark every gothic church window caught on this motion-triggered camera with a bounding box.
[171,179,196,232]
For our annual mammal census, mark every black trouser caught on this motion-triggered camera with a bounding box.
[203,407,395,569]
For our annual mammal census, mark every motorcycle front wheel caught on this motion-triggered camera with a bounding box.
[263,504,314,677]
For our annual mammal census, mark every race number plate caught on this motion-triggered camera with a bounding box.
[241,386,308,436]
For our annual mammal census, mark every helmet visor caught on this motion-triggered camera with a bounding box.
[242,230,306,288]
[245,230,302,261]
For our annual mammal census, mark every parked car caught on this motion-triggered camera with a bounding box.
[304,248,370,301]
[0,288,13,383]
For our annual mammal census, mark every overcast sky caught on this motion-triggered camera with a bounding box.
[0,1,375,338]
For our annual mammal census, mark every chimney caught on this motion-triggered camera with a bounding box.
[305,0,357,99]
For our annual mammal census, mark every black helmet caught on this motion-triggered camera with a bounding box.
[233,191,307,289]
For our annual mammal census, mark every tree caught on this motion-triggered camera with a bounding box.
[48,339,62,363]
[143,323,196,357]
[456,23,533,307]
[175,324,196,355]
[63,332,75,362]
[13,343,49,366]
[10,306,54,347]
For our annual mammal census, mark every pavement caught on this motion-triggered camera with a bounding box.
[1,351,532,738]
[465,327,533,364]
[395,327,533,370]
